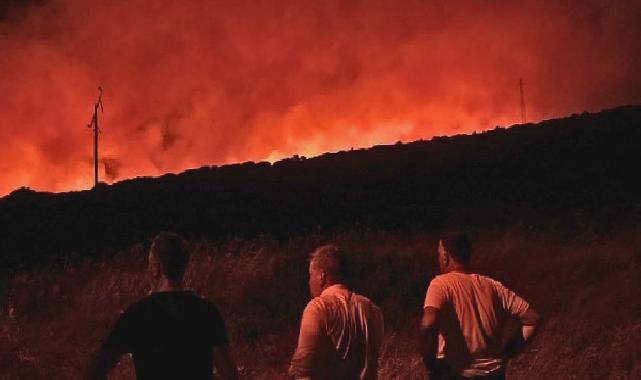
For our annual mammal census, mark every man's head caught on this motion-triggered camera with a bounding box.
[437,232,472,273]
[148,232,190,285]
[308,244,348,298]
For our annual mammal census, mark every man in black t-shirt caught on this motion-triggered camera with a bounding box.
[86,232,239,380]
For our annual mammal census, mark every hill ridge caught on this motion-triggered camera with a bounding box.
[2,105,640,271]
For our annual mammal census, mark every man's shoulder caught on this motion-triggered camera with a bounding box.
[351,292,380,309]
[125,291,219,314]
[307,288,376,308]
[429,272,458,287]
[179,291,218,306]
[305,295,328,311]
[432,272,498,283]
[122,294,154,314]
[471,273,505,289]
[176,291,223,314]
[301,297,328,323]
[428,273,492,295]
[334,289,382,315]
[307,290,382,321]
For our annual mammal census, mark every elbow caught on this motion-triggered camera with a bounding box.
[419,321,437,336]
[420,307,439,334]
[520,307,542,327]
[529,311,542,327]
[532,312,542,328]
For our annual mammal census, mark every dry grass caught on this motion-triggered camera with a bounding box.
[2,227,641,379]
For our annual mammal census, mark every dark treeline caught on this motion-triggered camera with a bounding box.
[2,105,640,272]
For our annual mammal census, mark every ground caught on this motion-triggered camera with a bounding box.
[2,227,641,379]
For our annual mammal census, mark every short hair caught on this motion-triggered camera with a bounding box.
[309,244,348,280]
[440,232,472,264]
[151,232,190,282]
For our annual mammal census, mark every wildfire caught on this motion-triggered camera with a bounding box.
[1,0,640,195]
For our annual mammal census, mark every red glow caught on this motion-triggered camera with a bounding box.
[1,1,640,195]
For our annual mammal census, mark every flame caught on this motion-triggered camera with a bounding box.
[1,0,640,195]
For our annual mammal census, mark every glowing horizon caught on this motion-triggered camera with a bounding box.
[2,1,640,195]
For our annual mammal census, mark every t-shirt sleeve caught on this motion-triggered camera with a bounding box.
[103,306,137,353]
[424,277,448,309]
[494,281,530,318]
[207,303,229,347]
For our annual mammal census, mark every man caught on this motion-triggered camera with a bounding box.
[289,245,384,380]
[86,232,239,380]
[420,233,541,380]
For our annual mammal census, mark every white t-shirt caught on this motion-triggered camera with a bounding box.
[424,272,530,377]
[290,284,384,380]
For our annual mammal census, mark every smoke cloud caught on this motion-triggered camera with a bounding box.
[1,0,640,195]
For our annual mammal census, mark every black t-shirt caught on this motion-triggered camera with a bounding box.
[104,291,228,380]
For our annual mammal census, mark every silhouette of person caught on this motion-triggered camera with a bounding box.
[420,233,541,380]
[86,232,239,380]
[289,245,384,380]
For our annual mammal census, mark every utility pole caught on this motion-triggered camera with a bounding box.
[86,86,103,187]
[519,78,526,124]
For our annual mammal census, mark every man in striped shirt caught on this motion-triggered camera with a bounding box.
[289,245,384,380]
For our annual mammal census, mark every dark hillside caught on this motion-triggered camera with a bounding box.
[2,105,641,271]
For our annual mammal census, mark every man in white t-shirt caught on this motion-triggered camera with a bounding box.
[420,233,541,380]
[289,245,384,379]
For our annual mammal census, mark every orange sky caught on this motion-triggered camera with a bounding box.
[1,0,640,195]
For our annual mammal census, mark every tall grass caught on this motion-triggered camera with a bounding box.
[2,227,641,379]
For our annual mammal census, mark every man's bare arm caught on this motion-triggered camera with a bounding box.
[213,345,240,380]
[419,306,440,378]
[84,341,123,380]
[505,306,541,358]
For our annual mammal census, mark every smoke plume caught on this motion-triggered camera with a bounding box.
[1,0,640,194]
